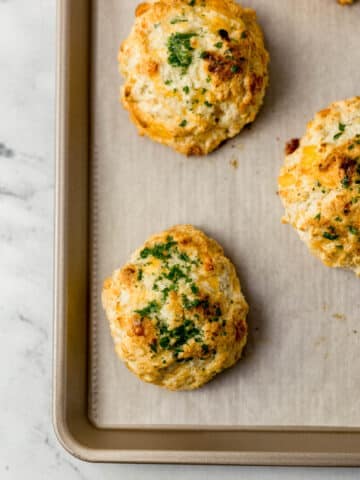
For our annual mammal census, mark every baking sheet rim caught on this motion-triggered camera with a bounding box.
[53,0,360,465]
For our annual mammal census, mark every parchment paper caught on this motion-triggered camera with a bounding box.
[90,0,360,427]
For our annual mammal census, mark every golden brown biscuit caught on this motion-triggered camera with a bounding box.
[279,97,360,276]
[102,225,248,390]
[118,0,269,155]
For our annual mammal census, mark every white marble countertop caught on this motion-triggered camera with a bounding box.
[1,1,360,478]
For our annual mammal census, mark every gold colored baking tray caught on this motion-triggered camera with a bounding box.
[54,0,360,464]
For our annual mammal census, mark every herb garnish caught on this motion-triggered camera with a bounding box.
[182,294,201,310]
[201,344,209,355]
[140,236,177,260]
[179,119,187,127]
[135,301,160,318]
[149,341,157,353]
[323,231,339,241]
[333,123,346,141]
[170,17,188,24]
[165,265,188,282]
[348,226,358,235]
[157,319,201,354]
[341,175,350,189]
[167,32,197,72]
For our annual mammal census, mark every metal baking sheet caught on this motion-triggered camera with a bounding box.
[54,0,360,465]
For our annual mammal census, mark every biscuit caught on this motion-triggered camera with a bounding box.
[119,0,269,155]
[279,97,360,275]
[102,225,249,390]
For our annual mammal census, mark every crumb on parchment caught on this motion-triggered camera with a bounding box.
[229,158,239,169]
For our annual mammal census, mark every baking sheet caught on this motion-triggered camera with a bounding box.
[89,0,360,428]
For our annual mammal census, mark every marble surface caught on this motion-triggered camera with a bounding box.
[1,1,360,478]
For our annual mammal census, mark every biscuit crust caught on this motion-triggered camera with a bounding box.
[102,225,248,390]
[279,97,360,276]
[119,0,269,155]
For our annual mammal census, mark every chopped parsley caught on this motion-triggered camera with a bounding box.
[214,42,223,49]
[204,100,213,107]
[189,0,196,5]
[149,341,157,353]
[159,336,170,349]
[201,344,209,355]
[182,86,190,94]
[341,175,350,189]
[157,319,201,354]
[231,64,241,73]
[333,123,346,141]
[314,213,321,221]
[161,284,177,302]
[182,294,201,310]
[164,79,172,85]
[323,232,339,241]
[179,119,187,127]
[167,32,197,72]
[140,236,177,260]
[165,265,188,282]
[135,301,160,318]
[339,123,346,132]
[135,235,227,361]
[348,226,359,235]
[170,17,188,24]
[241,31,248,39]
[179,252,191,262]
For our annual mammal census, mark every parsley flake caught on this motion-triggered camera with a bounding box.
[348,226,359,235]
[323,232,339,241]
[167,32,197,72]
